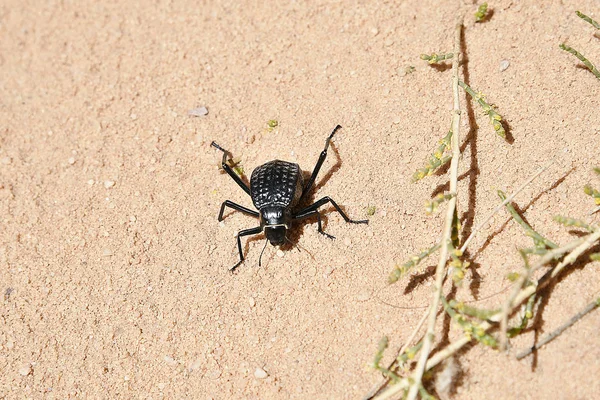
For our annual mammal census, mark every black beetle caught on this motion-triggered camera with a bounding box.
[211,125,368,270]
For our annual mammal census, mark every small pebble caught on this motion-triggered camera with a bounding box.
[129,215,136,223]
[295,130,303,137]
[104,180,115,189]
[356,291,371,302]
[158,383,166,390]
[249,297,256,307]
[1,157,12,165]
[392,116,402,124]
[18,364,31,376]
[207,369,222,380]
[6,340,14,350]
[188,106,208,117]
[102,248,113,257]
[254,367,269,379]
[188,359,202,372]
[68,157,76,165]
[499,60,510,72]
[163,355,177,367]
[343,237,352,247]
[276,249,285,258]
[87,179,95,186]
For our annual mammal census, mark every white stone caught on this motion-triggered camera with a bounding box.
[188,107,208,117]
[18,364,31,376]
[254,367,268,379]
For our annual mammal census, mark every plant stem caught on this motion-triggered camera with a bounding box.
[457,80,506,138]
[559,44,600,80]
[576,11,600,30]
[406,20,463,400]
[516,297,600,359]
[363,308,430,400]
[372,231,600,399]
[498,190,558,249]
[425,229,600,370]
[460,160,555,252]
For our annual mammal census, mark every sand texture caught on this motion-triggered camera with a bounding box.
[1,0,600,399]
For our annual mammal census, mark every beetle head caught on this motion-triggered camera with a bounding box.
[265,225,287,246]
[260,206,291,246]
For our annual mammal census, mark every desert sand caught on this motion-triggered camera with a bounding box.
[1,0,599,399]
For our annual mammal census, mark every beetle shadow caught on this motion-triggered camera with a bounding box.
[285,142,344,245]
[309,142,343,196]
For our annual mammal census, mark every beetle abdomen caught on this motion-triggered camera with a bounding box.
[250,160,303,209]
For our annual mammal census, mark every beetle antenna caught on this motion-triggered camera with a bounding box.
[285,235,315,261]
[258,237,269,267]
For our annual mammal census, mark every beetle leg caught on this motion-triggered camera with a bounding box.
[218,200,259,221]
[211,141,252,197]
[298,125,342,204]
[295,196,369,225]
[293,210,335,239]
[231,226,263,271]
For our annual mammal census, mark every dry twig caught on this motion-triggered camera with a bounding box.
[516,296,600,359]
[426,229,600,370]
[460,160,555,252]
[406,20,463,400]
[363,309,429,400]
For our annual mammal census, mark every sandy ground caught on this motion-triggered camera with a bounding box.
[1,0,600,399]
